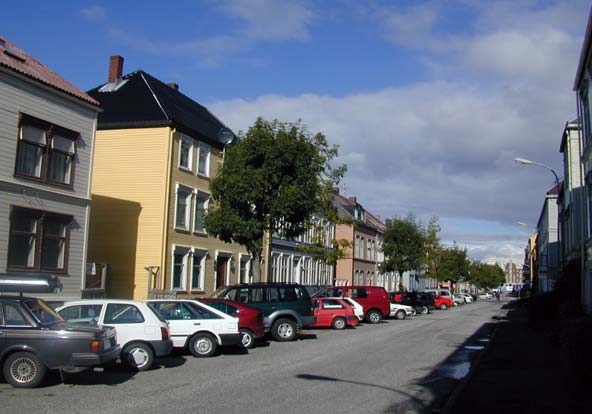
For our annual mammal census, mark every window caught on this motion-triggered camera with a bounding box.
[239,255,251,283]
[8,207,71,273]
[187,302,221,319]
[58,304,102,325]
[179,135,193,171]
[191,249,207,291]
[175,185,192,230]
[193,192,209,233]
[104,304,145,324]
[15,114,78,187]
[2,303,31,327]
[323,299,344,309]
[197,143,211,176]
[172,246,190,290]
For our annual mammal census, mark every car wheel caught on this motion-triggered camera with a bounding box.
[189,333,218,357]
[332,317,347,330]
[123,342,154,371]
[366,310,382,324]
[271,318,297,342]
[419,305,429,315]
[240,329,255,349]
[3,352,47,388]
[395,310,406,320]
[439,303,448,310]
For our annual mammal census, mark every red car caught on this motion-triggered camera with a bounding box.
[197,298,266,349]
[322,285,391,324]
[429,293,453,310]
[310,298,359,330]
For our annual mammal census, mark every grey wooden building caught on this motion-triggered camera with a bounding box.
[0,37,100,300]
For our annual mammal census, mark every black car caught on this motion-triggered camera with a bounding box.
[0,274,120,388]
[390,291,436,315]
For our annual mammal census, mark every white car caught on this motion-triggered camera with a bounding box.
[57,299,173,371]
[146,299,241,357]
[342,297,364,321]
[458,293,474,304]
[389,303,416,320]
[479,292,493,299]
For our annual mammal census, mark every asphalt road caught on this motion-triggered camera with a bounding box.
[0,299,504,414]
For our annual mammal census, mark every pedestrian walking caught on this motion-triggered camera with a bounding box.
[495,290,500,304]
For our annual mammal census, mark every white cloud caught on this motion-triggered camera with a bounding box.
[80,6,107,20]
[224,0,315,41]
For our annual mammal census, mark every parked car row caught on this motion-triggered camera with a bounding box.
[1,277,474,389]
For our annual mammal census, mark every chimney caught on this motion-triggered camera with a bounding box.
[349,196,357,204]
[108,55,124,83]
[167,83,179,91]
[331,187,339,194]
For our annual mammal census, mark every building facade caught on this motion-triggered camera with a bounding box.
[0,37,100,300]
[536,185,560,293]
[87,56,249,300]
[332,189,395,289]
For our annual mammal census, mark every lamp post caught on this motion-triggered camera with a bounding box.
[514,157,561,293]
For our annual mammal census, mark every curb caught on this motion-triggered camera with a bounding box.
[438,306,508,414]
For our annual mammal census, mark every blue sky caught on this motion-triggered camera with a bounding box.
[3,0,590,265]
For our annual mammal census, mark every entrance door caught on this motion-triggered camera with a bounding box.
[216,256,229,289]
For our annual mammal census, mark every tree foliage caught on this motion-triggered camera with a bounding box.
[382,214,426,275]
[468,261,505,289]
[423,217,441,278]
[436,246,470,284]
[204,117,346,281]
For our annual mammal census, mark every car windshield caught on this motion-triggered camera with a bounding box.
[24,299,63,325]
[208,286,230,299]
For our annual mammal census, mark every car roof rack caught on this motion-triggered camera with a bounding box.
[0,273,63,295]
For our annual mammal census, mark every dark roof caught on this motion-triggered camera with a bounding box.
[331,191,385,233]
[87,70,235,146]
[0,36,99,107]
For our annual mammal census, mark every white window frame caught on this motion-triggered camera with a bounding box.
[197,143,211,177]
[174,183,192,231]
[239,253,251,284]
[171,245,190,291]
[190,248,207,292]
[178,134,193,172]
[193,191,209,234]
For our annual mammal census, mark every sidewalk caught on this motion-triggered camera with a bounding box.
[444,301,592,414]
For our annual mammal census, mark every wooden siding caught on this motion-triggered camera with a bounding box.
[0,70,97,301]
[88,127,170,299]
[165,131,248,296]
[0,71,97,198]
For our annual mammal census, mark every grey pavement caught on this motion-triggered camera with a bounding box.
[0,300,503,414]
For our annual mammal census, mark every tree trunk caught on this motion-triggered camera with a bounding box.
[251,251,262,282]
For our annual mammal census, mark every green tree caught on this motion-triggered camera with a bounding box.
[468,261,505,289]
[382,214,426,280]
[437,246,470,288]
[205,118,346,282]
[423,216,441,279]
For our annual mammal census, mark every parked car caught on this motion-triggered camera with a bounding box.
[317,286,390,324]
[452,295,465,306]
[210,283,316,342]
[389,303,416,319]
[310,298,359,329]
[457,293,474,304]
[147,300,241,356]
[390,291,435,314]
[421,289,454,310]
[479,292,493,299]
[0,274,120,388]
[196,298,265,349]
[342,297,364,321]
[57,299,172,371]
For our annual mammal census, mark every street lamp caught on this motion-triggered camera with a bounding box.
[514,157,561,293]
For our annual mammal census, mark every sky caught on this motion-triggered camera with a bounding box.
[3,0,590,266]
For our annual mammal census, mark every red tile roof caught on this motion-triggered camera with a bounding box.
[0,36,99,107]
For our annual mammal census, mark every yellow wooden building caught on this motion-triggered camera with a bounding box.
[87,56,250,299]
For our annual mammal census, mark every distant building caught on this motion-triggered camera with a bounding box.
[504,262,521,284]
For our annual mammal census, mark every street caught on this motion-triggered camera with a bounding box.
[0,300,503,414]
